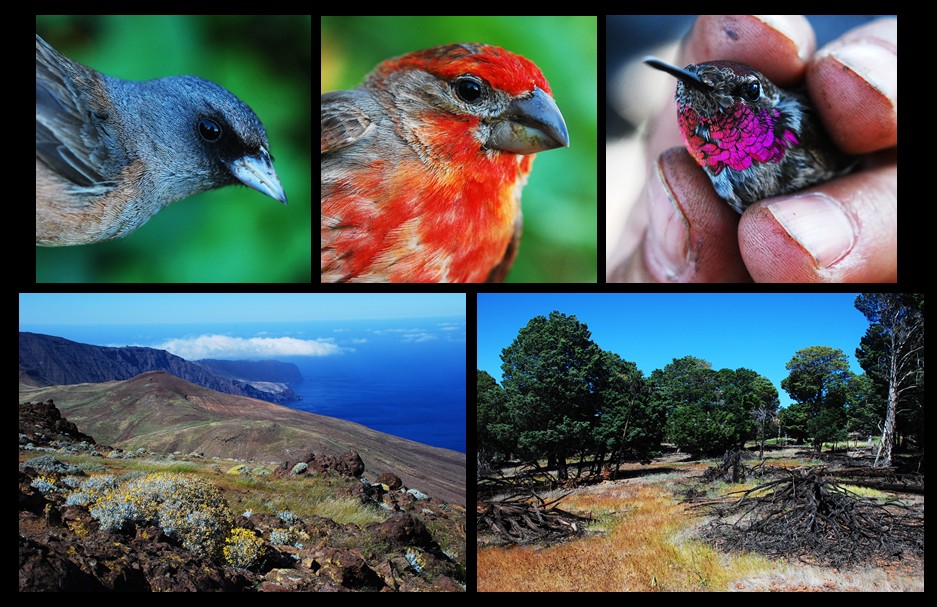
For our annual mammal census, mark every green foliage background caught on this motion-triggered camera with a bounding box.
[36,15,312,283]
[321,16,597,283]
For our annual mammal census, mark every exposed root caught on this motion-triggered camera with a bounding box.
[701,468,924,567]
[477,472,591,546]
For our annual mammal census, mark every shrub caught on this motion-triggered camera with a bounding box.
[224,527,265,569]
[268,527,309,548]
[61,475,83,489]
[30,475,58,494]
[227,465,250,475]
[22,455,84,476]
[65,475,118,506]
[89,472,233,559]
[268,529,291,546]
[405,547,426,573]
[277,510,302,525]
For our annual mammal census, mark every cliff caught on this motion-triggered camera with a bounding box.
[18,332,300,404]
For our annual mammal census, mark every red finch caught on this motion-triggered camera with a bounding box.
[321,43,569,282]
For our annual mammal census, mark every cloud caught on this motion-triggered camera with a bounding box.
[400,332,438,343]
[155,334,341,360]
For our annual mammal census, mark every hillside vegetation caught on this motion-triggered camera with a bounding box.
[20,371,465,505]
[19,401,465,592]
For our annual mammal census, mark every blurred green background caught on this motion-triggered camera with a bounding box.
[36,15,312,283]
[321,16,597,283]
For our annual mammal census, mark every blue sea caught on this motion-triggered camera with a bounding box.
[21,318,466,453]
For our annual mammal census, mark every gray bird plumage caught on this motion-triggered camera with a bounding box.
[36,34,286,246]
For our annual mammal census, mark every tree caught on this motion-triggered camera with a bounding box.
[780,346,851,452]
[854,294,925,467]
[748,375,780,458]
[476,369,508,477]
[592,350,660,475]
[499,311,604,480]
[844,373,882,448]
[778,402,810,444]
[652,357,767,456]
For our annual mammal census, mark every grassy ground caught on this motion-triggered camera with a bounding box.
[21,450,389,529]
[477,449,924,592]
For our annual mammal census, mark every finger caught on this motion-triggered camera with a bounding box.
[683,15,815,86]
[639,148,752,282]
[808,18,898,154]
[738,149,897,282]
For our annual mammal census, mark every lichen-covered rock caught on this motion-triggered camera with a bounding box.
[376,472,402,490]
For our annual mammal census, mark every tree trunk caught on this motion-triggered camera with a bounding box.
[554,451,568,480]
[758,419,766,459]
[874,365,898,468]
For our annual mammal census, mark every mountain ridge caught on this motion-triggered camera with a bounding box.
[18,332,300,404]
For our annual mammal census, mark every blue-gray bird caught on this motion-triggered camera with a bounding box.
[36,34,287,246]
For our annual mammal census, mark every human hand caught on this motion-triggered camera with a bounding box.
[607,15,896,282]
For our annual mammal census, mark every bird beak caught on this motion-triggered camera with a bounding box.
[486,86,570,155]
[228,147,288,205]
[644,57,713,92]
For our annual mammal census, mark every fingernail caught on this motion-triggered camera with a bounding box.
[767,194,857,268]
[829,43,898,104]
[645,158,691,279]
[755,15,813,62]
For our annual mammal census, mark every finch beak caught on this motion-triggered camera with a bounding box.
[486,86,570,155]
[228,147,288,205]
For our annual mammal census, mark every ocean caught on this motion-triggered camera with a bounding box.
[20,318,466,453]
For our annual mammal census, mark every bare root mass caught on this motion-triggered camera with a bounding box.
[477,474,590,546]
[701,468,924,567]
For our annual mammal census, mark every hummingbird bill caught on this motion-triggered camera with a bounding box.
[644,57,853,214]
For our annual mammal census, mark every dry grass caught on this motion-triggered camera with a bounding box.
[477,484,771,592]
[478,463,924,592]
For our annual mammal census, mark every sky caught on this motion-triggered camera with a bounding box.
[477,293,874,409]
[20,293,466,360]
[19,293,465,324]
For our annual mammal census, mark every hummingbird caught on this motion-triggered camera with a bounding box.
[644,57,853,213]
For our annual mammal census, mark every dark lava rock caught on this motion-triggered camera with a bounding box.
[18,517,252,592]
[295,450,365,479]
[375,513,434,549]
[314,547,385,590]
[376,472,402,490]
[19,400,95,447]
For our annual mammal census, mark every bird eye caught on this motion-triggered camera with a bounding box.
[198,117,223,142]
[739,81,761,102]
[453,77,485,104]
